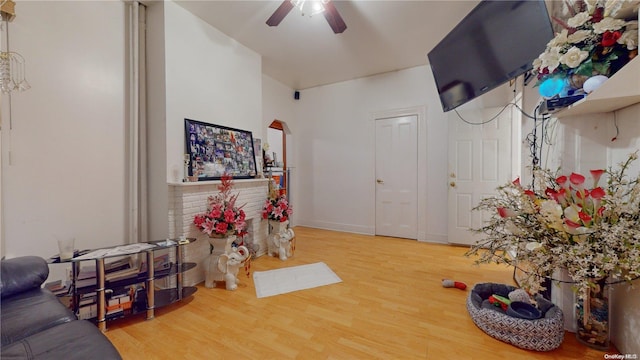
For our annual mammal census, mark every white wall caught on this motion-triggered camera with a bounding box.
[291,66,450,241]
[164,1,262,179]
[0,2,128,281]
[522,76,640,354]
[262,75,298,224]
[554,104,640,355]
[146,1,263,240]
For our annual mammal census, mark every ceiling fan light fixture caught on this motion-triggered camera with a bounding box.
[290,0,328,17]
[267,0,345,34]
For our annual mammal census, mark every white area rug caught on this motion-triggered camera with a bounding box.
[253,262,342,298]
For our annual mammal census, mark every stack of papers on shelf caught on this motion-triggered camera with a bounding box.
[104,257,133,273]
[76,266,97,288]
[44,280,70,295]
[105,256,140,282]
[139,253,171,273]
[73,243,156,260]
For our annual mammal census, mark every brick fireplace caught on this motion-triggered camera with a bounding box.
[168,178,269,286]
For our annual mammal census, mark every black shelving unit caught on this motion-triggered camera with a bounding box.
[51,239,197,331]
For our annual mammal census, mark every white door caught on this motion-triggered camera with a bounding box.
[448,108,512,245]
[375,116,418,239]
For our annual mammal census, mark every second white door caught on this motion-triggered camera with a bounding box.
[375,115,418,239]
[447,107,512,245]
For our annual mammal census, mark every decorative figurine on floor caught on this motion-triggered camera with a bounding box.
[204,235,236,289]
[216,245,250,291]
[262,177,294,261]
[268,225,295,261]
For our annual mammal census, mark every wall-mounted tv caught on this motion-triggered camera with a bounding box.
[427,0,553,112]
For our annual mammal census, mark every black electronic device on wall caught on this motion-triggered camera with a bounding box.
[427,0,554,112]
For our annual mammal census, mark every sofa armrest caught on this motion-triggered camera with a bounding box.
[1,256,50,299]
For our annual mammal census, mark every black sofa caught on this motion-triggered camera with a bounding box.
[1,256,122,359]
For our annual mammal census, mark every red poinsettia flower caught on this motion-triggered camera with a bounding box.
[601,31,622,47]
[194,214,206,227]
[210,208,222,219]
[591,6,604,23]
[537,67,550,80]
[226,209,238,223]
[215,222,228,234]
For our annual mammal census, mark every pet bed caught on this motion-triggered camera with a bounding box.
[466,283,565,351]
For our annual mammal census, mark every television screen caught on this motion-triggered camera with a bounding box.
[427,0,553,112]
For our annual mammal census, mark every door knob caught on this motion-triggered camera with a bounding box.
[376,179,384,184]
[450,181,456,188]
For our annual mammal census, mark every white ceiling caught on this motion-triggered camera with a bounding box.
[175,0,481,90]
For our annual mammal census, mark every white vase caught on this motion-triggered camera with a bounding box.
[208,234,235,256]
[205,234,236,288]
[268,219,289,234]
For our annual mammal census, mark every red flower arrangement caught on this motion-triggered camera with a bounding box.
[262,196,292,222]
[262,178,292,222]
[194,174,247,237]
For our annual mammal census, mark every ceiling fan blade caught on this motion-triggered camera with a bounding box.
[266,0,294,27]
[323,1,347,34]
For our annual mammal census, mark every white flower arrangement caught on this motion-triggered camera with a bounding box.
[466,152,640,300]
[532,0,638,86]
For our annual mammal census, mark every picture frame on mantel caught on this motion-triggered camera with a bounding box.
[184,118,258,181]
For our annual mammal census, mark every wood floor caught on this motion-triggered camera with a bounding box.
[105,227,617,359]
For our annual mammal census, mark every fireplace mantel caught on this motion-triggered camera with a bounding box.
[168,178,269,187]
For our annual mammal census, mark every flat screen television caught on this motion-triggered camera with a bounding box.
[427,0,553,112]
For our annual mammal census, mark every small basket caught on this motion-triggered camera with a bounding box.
[466,283,565,351]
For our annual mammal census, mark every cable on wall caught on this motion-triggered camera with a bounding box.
[611,111,619,142]
[453,101,537,125]
[524,101,554,188]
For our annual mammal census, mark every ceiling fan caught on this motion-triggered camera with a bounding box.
[266,0,347,34]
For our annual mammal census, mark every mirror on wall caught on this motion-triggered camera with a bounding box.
[266,127,284,168]
[266,120,286,170]
[265,120,288,197]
